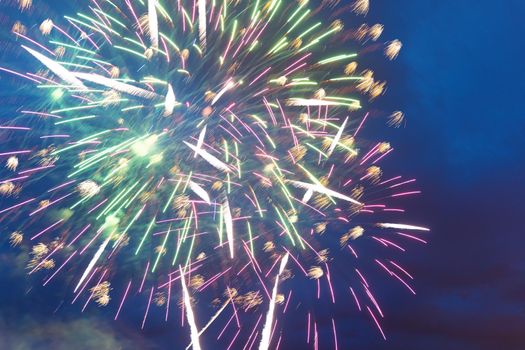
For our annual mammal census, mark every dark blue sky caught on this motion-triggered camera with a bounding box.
[0,0,524,349]
[368,1,525,349]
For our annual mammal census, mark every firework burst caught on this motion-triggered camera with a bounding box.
[0,0,427,348]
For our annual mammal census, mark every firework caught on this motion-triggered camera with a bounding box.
[385,39,403,60]
[0,0,427,348]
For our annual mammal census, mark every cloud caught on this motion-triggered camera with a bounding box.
[0,317,146,350]
[0,248,151,350]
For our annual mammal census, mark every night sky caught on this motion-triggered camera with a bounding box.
[1,0,524,349]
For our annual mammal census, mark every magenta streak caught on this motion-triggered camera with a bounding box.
[325,263,336,303]
[72,267,99,304]
[269,319,279,348]
[166,274,172,321]
[16,32,56,56]
[79,226,104,255]
[18,164,55,175]
[67,20,99,50]
[93,61,112,75]
[47,180,76,192]
[265,257,281,278]
[391,190,421,197]
[161,37,170,63]
[332,319,338,350]
[292,196,326,216]
[0,126,31,130]
[26,72,53,84]
[283,290,292,313]
[67,224,91,247]
[209,2,215,23]
[231,38,245,59]
[158,264,204,289]
[92,1,110,26]
[249,66,272,86]
[365,288,384,317]
[126,0,143,34]
[287,150,296,164]
[242,241,263,272]
[218,313,236,340]
[371,236,388,247]
[347,244,358,258]
[43,250,77,286]
[243,193,257,208]
[389,178,416,189]
[213,5,222,31]
[226,328,242,350]
[141,287,155,329]
[367,306,386,340]
[373,148,394,164]
[392,271,416,295]
[22,110,62,118]
[29,192,74,216]
[396,232,427,243]
[139,261,150,293]
[350,287,362,311]
[226,287,241,328]
[353,112,369,137]
[40,134,70,139]
[246,251,271,299]
[251,21,269,48]
[375,259,393,276]
[1,176,29,184]
[244,19,261,44]
[191,0,196,22]
[236,261,251,275]
[219,114,243,137]
[355,268,370,287]
[299,236,323,261]
[263,97,277,125]
[87,198,108,214]
[380,238,405,251]
[243,314,263,350]
[283,53,311,73]
[53,24,80,45]
[0,150,31,157]
[247,331,259,350]
[283,62,307,77]
[360,143,380,165]
[31,219,63,240]
[383,208,405,213]
[314,321,318,350]
[282,247,308,276]
[307,313,311,343]
[0,67,41,83]
[29,243,63,274]
[253,87,269,97]
[82,270,108,312]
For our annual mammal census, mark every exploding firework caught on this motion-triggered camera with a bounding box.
[0,0,427,348]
